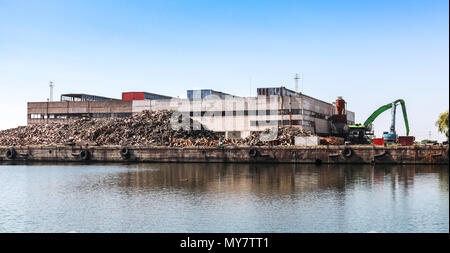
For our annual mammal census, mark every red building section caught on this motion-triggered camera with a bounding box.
[122,92,172,101]
[122,92,145,101]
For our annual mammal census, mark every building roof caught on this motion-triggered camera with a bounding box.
[257,86,332,105]
[122,91,172,99]
[60,93,119,101]
[187,89,239,99]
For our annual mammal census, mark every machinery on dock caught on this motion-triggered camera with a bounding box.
[348,99,410,144]
[330,96,349,137]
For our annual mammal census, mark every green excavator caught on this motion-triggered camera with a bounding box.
[348,99,410,144]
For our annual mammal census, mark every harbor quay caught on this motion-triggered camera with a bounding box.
[1,145,448,165]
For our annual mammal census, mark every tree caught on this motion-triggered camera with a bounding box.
[436,110,449,140]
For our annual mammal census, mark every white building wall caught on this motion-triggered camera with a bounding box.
[347,111,355,124]
[131,94,354,136]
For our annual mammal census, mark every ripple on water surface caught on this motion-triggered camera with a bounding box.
[0,163,448,233]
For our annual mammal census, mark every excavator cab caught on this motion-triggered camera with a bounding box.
[382,131,397,144]
[348,124,373,144]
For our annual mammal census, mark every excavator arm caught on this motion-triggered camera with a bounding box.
[362,99,410,136]
[363,103,393,127]
[398,99,409,136]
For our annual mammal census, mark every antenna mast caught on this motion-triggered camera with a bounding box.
[49,81,54,102]
[294,73,299,92]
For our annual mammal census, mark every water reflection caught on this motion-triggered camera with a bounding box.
[0,162,447,232]
[111,163,447,195]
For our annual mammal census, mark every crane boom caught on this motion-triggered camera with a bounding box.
[362,99,409,136]
[399,99,409,136]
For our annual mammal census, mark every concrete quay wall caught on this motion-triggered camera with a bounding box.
[0,145,448,164]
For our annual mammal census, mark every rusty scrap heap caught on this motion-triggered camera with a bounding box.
[0,110,315,147]
[221,127,312,146]
[0,111,220,146]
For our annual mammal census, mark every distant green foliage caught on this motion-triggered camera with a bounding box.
[436,111,449,140]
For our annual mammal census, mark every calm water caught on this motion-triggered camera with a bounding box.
[0,162,448,233]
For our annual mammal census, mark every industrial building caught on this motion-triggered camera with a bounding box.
[27,87,355,138]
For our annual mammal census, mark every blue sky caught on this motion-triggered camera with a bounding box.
[0,0,448,141]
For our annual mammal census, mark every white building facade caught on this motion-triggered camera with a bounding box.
[132,93,355,139]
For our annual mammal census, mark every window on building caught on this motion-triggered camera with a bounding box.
[30,114,42,119]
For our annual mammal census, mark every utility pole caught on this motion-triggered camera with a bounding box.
[294,73,304,93]
[49,81,54,102]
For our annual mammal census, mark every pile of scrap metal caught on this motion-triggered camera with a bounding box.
[0,110,220,146]
[320,136,345,145]
[239,127,313,146]
[0,110,313,147]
